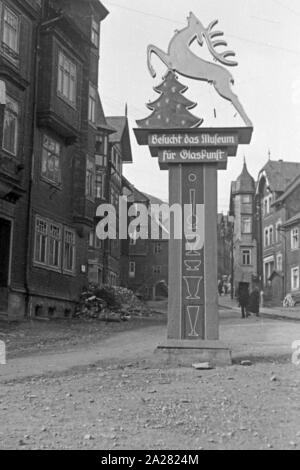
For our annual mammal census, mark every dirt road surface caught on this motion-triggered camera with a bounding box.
[0,309,300,450]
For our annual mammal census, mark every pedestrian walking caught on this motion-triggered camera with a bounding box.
[218,280,223,296]
[248,286,260,317]
[238,285,250,319]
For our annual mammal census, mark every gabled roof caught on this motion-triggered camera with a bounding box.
[95,93,115,133]
[106,117,133,163]
[122,177,149,204]
[143,192,167,206]
[257,160,300,193]
[273,173,300,206]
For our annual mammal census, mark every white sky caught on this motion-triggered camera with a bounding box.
[99,0,300,212]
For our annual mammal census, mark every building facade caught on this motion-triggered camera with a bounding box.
[0,0,111,319]
[88,116,133,288]
[120,185,169,299]
[229,161,258,296]
[217,213,233,284]
[256,160,300,304]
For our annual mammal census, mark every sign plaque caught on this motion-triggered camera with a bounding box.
[134,11,253,365]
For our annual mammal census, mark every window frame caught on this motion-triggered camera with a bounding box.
[241,216,252,234]
[88,83,97,125]
[33,216,76,274]
[41,134,62,187]
[291,227,299,251]
[86,156,95,201]
[291,266,300,291]
[242,249,251,266]
[276,253,283,272]
[91,18,100,48]
[57,51,77,107]
[95,171,105,199]
[153,265,162,274]
[63,228,76,274]
[2,94,19,156]
[242,194,252,204]
[33,216,62,272]
[1,5,20,65]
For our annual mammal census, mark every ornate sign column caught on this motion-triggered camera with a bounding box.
[134,12,253,366]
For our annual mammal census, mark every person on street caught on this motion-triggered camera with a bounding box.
[238,285,250,319]
[248,286,260,317]
[218,280,223,296]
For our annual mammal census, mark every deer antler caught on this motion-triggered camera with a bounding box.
[204,20,238,67]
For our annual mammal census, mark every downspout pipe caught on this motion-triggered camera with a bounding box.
[24,6,45,317]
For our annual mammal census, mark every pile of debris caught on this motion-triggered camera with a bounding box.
[75,284,151,321]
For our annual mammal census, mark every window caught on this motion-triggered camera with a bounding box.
[95,134,108,159]
[1,6,19,62]
[264,228,269,247]
[129,261,135,278]
[276,253,283,272]
[291,267,300,291]
[41,135,62,185]
[95,172,105,199]
[57,52,76,105]
[242,195,251,204]
[264,258,275,285]
[269,226,273,245]
[242,249,251,266]
[89,230,95,248]
[153,265,162,274]
[48,223,62,268]
[34,218,62,269]
[276,220,282,243]
[263,194,273,217]
[291,228,299,251]
[86,157,95,199]
[241,217,252,234]
[2,95,18,155]
[109,272,117,287]
[154,243,162,254]
[34,217,75,273]
[88,83,97,124]
[91,19,100,48]
[63,229,76,272]
[264,226,274,247]
[34,218,48,265]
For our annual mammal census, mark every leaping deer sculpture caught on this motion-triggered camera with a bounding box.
[147,12,252,127]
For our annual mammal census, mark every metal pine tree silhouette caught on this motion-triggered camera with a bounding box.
[136,71,203,129]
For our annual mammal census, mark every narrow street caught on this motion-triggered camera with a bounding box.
[0,307,299,450]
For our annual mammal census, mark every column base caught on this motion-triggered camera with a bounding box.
[155,340,232,367]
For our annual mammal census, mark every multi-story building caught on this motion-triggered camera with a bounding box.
[229,161,258,296]
[217,213,233,284]
[120,183,169,299]
[88,116,133,287]
[256,160,300,303]
[0,0,112,319]
[263,172,300,303]
[0,0,43,318]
